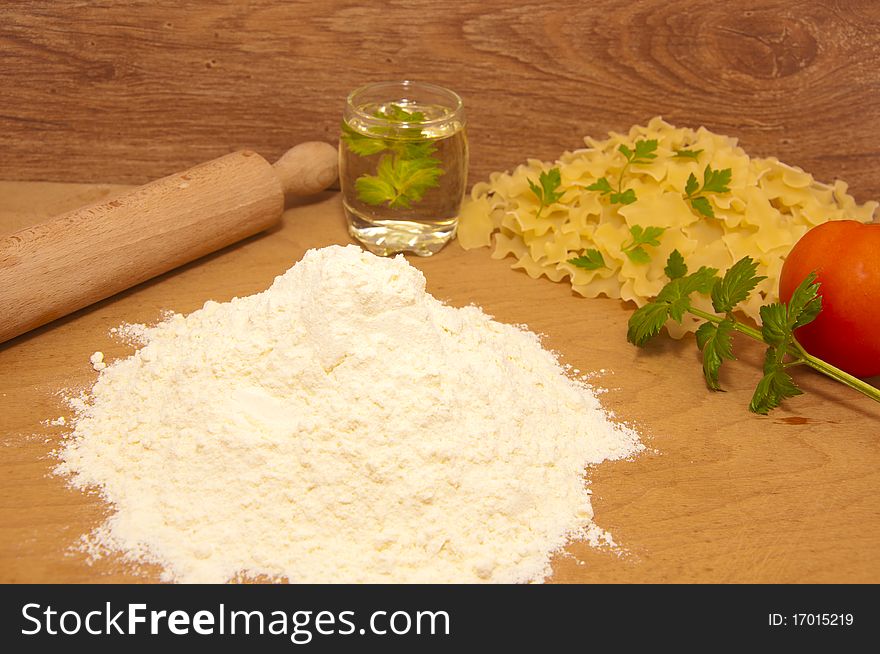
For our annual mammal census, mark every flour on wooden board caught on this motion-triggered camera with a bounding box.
[55,244,643,583]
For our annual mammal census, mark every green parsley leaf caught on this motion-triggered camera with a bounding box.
[596,140,657,207]
[622,225,666,264]
[529,168,564,218]
[341,122,389,156]
[586,177,613,194]
[677,266,720,296]
[674,148,703,159]
[529,168,564,206]
[345,104,444,210]
[400,140,438,160]
[683,165,732,218]
[568,249,605,270]
[611,188,638,205]
[684,173,700,198]
[527,178,543,202]
[754,273,817,413]
[355,174,397,206]
[701,165,732,194]
[355,152,444,209]
[623,243,649,264]
[656,266,719,321]
[751,273,818,414]
[538,168,564,204]
[690,196,715,218]
[620,139,658,164]
[696,319,736,391]
[749,351,803,414]
[758,272,821,346]
[711,256,766,313]
[627,265,720,345]
[627,302,672,346]
[788,272,822,329]
[759,303,789,348]
[626,246,651,264]
[631,225,665,247]
[368,104,428,140]
[377,103,426,123]
[393,157,445,206]
[632,139,659,162]
[657,266,719,302]
[664,249,688,280]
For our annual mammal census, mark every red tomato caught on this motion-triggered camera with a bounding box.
[779,220,880,378]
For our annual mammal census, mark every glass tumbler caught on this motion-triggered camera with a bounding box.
[339,81,468,257]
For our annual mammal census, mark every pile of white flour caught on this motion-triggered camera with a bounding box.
[56,245,642,583]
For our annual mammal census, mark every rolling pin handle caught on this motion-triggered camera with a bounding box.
[272,141,339,199]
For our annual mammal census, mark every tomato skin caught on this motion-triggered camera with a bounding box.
[779,220,880,378]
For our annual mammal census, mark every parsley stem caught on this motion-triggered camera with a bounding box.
[792,340,880,404]
[687,307,764,341]
[689,307,880,405]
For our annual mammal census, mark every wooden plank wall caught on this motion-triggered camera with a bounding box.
[1,1,879,203]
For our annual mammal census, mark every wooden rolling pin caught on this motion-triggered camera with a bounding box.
[0,141,338,345]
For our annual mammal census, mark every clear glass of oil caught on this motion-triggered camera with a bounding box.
[339,81,468,256]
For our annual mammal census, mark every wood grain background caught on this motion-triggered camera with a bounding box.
[2,0,879,202]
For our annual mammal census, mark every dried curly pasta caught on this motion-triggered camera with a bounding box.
[457,117,877,336]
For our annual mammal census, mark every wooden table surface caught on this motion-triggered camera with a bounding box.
[1,180,878,584]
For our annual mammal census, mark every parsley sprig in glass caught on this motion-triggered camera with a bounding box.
[339,81,467,257]
[341,104,445,210]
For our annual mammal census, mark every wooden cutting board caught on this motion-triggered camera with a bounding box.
[1,180,878,583]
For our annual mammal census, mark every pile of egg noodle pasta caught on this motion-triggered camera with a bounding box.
[457,117,877,337]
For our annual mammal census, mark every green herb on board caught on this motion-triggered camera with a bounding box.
[627,252,880,414]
